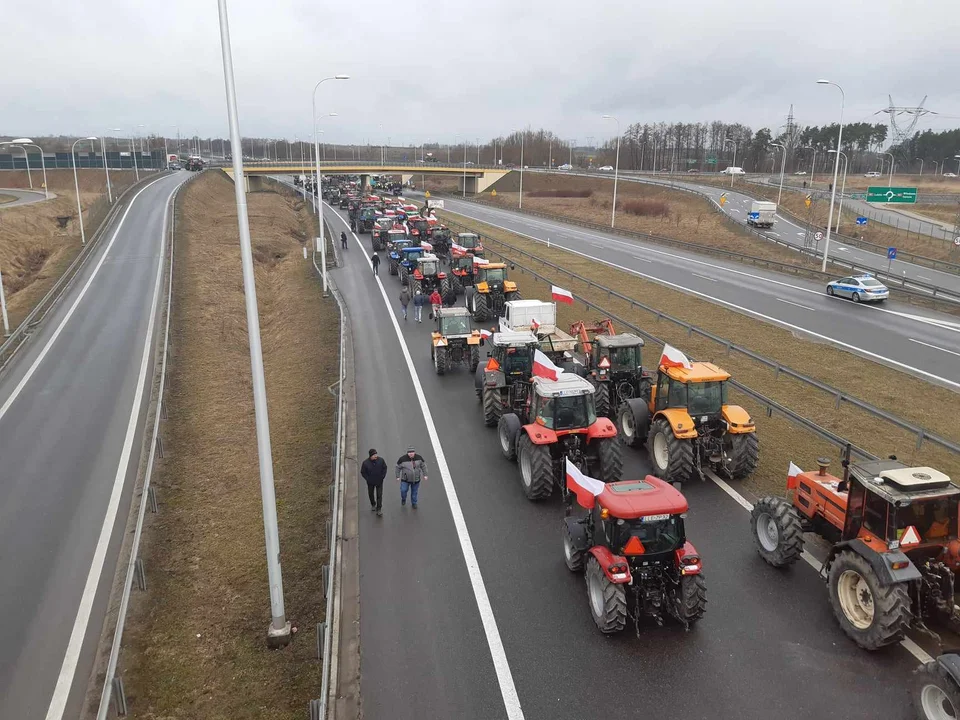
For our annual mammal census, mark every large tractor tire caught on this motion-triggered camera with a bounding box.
[594,437,623,483]
[585,556,627,634]
[518,435,554,500]
[473,290,490,322]
[750,496,804,567]
[434,346,447,376]
[389,258,398,276]
[452,275,463,296]
[412,278,423,296]
[440,276,451,297]
[677,574,707,627]
[475,364,485,400]
[399,266,408,286]
[647,418,695,486]
[469,345,480,373]
[593,381,612,419]
[725,431,759,479]
[563,521,586,572]
[617,399,650,449]
[911,659,960,720]
[827,549,910,650]
[498,413,522,461]
[482,386,503,427]
[505,289,523,302]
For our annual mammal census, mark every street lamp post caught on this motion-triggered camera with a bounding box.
[462,142,467,198]
[803,146,817,185]
[954,155,960,175]
[519,131,525,210]
[723,138,738,187]
[216,0,291,649]
[8,145,33,188]
[128,135,140,182]
[882,152,895,187]
[2,139,47,199]
[771,142,787,205]
[311,75,349,295]
[933,160,941,175]
[916,158,924,176]
[602,115,621,228]
[71,136,98,245]
[817,79,845,272]
[828,150,849,232]
[0,263,9,336]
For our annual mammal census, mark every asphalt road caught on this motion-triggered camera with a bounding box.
[0,171,186,719]
[0,187,56,207]
[322,200,921,720]
[427,194,960,390]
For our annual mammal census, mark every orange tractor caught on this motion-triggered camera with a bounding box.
[750,453,960,651]
[570,319,650,419]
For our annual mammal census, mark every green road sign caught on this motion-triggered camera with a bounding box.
[866,186,917,204]
[706,156,717,164]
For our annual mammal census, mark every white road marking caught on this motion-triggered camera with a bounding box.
[692,273,717,282]
[769,232,781,237]
[910,338,960,358]
[43,176,176,720]
[326,202,525,719]
[777,298,817,311]
[632,255,652,263]
[704,471,932,665]
[917,275,933,281]
[591,242,603,247]
[837,247,848,252]
[796,232,805,236]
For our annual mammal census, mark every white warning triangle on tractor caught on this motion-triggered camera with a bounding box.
[900,525,922,546]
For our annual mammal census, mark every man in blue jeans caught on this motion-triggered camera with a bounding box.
[396,446,428,509]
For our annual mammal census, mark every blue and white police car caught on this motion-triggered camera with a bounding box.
[826,274,889,303]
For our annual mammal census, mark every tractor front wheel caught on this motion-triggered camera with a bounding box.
[594,437,623,483]
[563,522,585,572]
[498,413,522,461]
[482,387,503,427]
[518,435,554,500]
[617,399,650,449]
[585,557,627,634]
[505,289,523,302]
[593,381,612,419]
[750,496,804,567]
[469,345,480,373]
[435,347,447,375]
[725,431,759,479]
[473,291,490,321]
[911,660,960,720]
[412,278,422,296]
[677,574,707,627]
[648,418,695,486]
[828,549,910,650]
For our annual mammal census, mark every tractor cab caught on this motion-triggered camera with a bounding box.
[411,253,449,295]
[436,307,475,338]
[528,374,598,432]
[431,226,453,255]
[467,262,520,322]
[485,331,539,380]
[477,330,541,425]
[652,362,730,433]
[397,247,425,285]
[457,232,484,257]
[409,217,431,240]
[431,307,482,375]
[587,334,650,417]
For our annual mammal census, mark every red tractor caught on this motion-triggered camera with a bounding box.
[562,471,707,634]
[497,374,622,500]
[450,248,476,296]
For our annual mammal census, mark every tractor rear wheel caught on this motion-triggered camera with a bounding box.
[452,275,463,296]
[440,276,451,297]
[482,387,503,427]
[469,345,480,373]
[473,291,490,321]
[498,413,522,461]
[594,437,623,483]
[435,347,447,375]
[617,399,650,449]
[399,266,408,285]
[585,557,627,634]
[412,278,422,296]
[911,660,960,720]
[828,549,910,650]
[389,259,398,276]
[518,435,554,500]
[505,289,523,302]
[677,574,707,627]
[593,381,612,419]
[648,418,694,486]
[750,496,804,567]
[725,432,759,479]
[563,522,586,572]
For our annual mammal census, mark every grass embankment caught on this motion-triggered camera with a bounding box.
[0,193,16,204]
[439,210,960,497]
[119,171,339,719]
[0,169,137,328]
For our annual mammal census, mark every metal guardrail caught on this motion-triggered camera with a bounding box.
[0,171,169,375]
[440,216,960,458]
[436,191,960,309]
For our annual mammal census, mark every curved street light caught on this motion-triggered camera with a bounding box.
[602,115,621,228]
[2,138,47,199]
[770,142,787,205]
[816,79,845,272]
[311,74,349,294]
[72,136,99,245]
[881,151,895,187]
[828,149,849,232]
[722,137,739,187]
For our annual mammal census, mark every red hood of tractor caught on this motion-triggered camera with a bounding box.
[597,477,689,520]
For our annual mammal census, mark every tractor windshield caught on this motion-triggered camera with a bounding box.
[440,315,471,336]
[895,496,960,543]
[483,269,505,284]
[455,257,473,271]
[420,261,438,276]
[687,381,726,415]
[360,207,377,220]
[500,346,533,376]
[606,345,641,371]
[538,395,597,431]
[459,234,480,249]
[618,515,685,555]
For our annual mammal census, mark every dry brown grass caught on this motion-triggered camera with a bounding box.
[119,171,339,720]
[0,193,15,204]
[0,170,137,327]
[914,203,959,226]
[438,210,960,497]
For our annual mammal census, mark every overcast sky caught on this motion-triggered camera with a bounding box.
[4,0,959,147]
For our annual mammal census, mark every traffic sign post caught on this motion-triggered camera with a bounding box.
[805,194,812,208]
[748,211,759,221]
[719,193,727,207]
[856,216,867,226]
[424,190,431,198]
[491,189,497,197]
[866,186,918,204]
[887,246,897,274]
[954,237,960,247]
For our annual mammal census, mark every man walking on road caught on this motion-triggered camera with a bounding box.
[396,446,428,509]
[399,286,410,320]
[429,288,442,320]
[371,252,381,276]
[413,290,427,322]
[361,448,388,516]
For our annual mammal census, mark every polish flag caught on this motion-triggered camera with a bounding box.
[473,257,489,265]
[551,285,574,305]
[480,329,493,339]
[659,344,692,369]
[566,458,606,509]
[420,241,433,251]
[787,461,804,490]
[532,349,563,381]
[452,242,466,253]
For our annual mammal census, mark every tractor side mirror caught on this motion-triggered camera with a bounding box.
[486,351,491,357]
[510,264,515,271]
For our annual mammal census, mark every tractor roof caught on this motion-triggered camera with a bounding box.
[662,361,730,383]
[596,333,644,348]
[479,262,507,270]
[419,253,438,262]
[598,477,689,519]
[387,228,406,235]
[458,232,479,238]
[402,246,423,254]
[493,330,539,346]
[850,460,958,503]
[532,373,594,397]
[438,307,471,319]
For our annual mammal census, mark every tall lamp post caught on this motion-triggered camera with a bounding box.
[916,157,924,176]
[311,74,349,294]
[771,142,787,205]
[602,115,621,228]
[723,137,739,187]
[7,144,32,188]
[803,145,817,185]
[882,151,895,187]
[104,128,123,202]
[828,149,849,232]
[954,155,960,175]
[519,131,525,209]
[2,139,47,199]
[817,79,844,272]
[216,0,292,648]
[933,160,941,176]
[462,141,467,198]
[71,136,98,245]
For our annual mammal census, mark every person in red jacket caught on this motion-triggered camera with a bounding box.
[429,289,442,320]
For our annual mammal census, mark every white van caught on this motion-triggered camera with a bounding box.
[721,166,746,176]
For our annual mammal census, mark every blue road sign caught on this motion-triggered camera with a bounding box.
[887,247,897,260]
[856,216,868,226]
[748,211,760,220]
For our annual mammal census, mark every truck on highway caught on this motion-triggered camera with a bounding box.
[499,299,577,361]
[746,201,776,228]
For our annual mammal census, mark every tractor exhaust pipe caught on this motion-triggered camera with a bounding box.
[816,458,830,477]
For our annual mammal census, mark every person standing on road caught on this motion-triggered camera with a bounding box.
[371,252,381,276]
[341,231,348,250]
[429,289,442,320]
[413,289,427,322]
[396,446,428,509]
[399,286,411,321]
[361,448,388,516]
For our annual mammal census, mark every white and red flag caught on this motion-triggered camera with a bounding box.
[480,329,493,339]
[659,344,692,369]
[787,461,804,490]
[551,285,574,305]
[532,349,563,381]
[566,458,605,509]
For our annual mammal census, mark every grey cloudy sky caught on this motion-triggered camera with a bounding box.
[4,0,959,146]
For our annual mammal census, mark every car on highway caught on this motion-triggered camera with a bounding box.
[864,171,882,178]
[944,172,958,178]
[598,165,614,171]
[558,163,573,171]
[794,170,807,175]
[826,274,889,303]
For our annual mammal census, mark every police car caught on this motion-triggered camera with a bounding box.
[826,274,889,303]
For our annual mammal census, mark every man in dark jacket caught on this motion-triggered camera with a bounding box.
[361,449,388,516]
[371,252,381,276]
[395,446,428,508]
